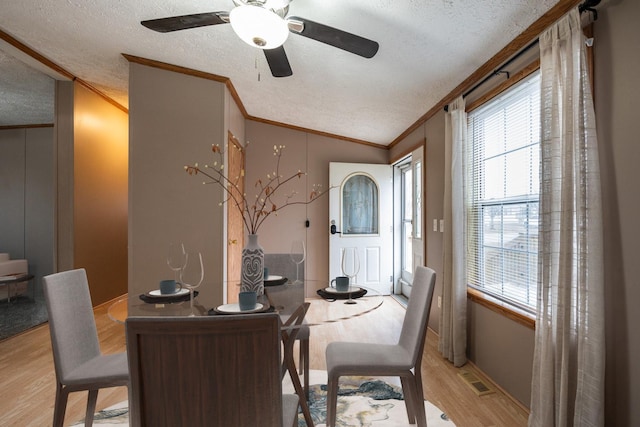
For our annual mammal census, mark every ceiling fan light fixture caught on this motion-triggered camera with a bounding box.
[230,5,289,49]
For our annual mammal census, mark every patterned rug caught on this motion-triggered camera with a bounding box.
[73,370,455,427]
[290,371,454,427]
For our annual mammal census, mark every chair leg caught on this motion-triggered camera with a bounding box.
[301,338,310,399]
[400,371,427,427]
[85,389,98,427]
[414,365,425,402]
[52,383,69,427]
[326,374,340,427]
[413,368,427,427]
[298,340,304,374]
[400,375,418,424]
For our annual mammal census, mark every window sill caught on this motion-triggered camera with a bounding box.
[467,288,536,330]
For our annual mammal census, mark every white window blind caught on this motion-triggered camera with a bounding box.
[466,72,540,312]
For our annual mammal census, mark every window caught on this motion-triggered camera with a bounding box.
[341,173,379,235]
[401,163,413,275]
[466,72,540,312]
[413,160,422,241]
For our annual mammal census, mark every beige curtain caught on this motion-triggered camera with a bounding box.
[439,95,467,367]
[529,9,604,427]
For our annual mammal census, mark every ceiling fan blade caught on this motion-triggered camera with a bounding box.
[287,16,379,59]
[264,46,293,78]
[141,12,229,33]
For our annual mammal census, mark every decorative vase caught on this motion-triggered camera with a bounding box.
[241,234,264,295]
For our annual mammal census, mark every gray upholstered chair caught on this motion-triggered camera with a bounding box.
[264,253,305,284]
[325,266,436,427]
[42,268,129,427]
[126,313,299,427]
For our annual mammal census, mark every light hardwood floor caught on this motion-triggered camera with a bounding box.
[0,296,528,426]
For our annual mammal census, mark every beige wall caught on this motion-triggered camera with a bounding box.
[53,80,128,305]
[56,81,74,273]
[423,112,446,333]
[128,63,226,310]
[244,122,389,297]
[225,87,245,144]
[72,83,128,304]
[595,1,640,425]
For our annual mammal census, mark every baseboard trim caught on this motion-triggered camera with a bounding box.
[465,359,531,415]
[425,327,530,417]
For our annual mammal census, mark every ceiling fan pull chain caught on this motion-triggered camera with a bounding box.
[255,53,261,81]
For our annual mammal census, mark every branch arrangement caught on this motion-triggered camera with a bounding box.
[185,143,330,234]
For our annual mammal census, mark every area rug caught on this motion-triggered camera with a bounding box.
[73,370,455,427]
[0,293,48,341]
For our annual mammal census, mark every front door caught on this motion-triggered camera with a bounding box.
[329,162,393,295]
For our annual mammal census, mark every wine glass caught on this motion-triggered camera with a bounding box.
[180,251,204,316]
[341,247,360,305]
[289,240,306,284]
[167,243,186,284]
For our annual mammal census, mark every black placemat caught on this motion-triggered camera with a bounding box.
[317,287,367,301]
[139,290,198,304]
[264,276,288,287]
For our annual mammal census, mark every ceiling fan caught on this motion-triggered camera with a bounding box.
[141,0,379,78]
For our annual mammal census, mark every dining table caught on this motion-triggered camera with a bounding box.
[108,279,384,427]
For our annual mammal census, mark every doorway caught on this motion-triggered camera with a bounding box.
[329,162,393,295]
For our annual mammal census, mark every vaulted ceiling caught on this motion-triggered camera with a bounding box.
[1,0,579,146]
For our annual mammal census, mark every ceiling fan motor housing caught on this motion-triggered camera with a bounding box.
[233,0,291,18]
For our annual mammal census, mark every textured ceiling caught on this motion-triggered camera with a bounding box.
[0,49,55,126]
[0,0,560,145]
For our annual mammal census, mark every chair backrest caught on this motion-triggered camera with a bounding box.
[398,266,436,366]
[265,282,304,315]
[42,268,102,382]
[264,253,304,282]
[126,313,284,427]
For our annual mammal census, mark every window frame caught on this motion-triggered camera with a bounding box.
[340,172,380,236]
[400,162,413,278]
[464,69,542,327]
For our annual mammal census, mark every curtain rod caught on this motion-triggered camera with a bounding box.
[579,0,601,19]
[444,0,600,112]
